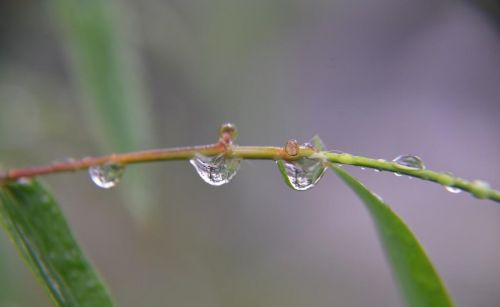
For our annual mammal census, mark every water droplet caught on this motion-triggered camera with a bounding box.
[393,155,425,170]
[88,163,125,189]
[278,157,327,191]
[277,137,327,190]
[471,179,490,199]
[393,155,425,176]
[219,123,238,143]
[190,154,240,186]
[445,186,462,194]
[473,179,490,189]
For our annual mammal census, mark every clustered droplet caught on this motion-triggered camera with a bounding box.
[190,154,241,186]
[89,163,125,189]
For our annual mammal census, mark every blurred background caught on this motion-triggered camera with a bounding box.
[1,0,500,306]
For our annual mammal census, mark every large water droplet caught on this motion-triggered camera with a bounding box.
[392,155,425,176]
[277,137,327,191]
[89,163,125,189]
[278,157,327,191]
[445,186,462,194]
[393,155,425,169]
[190,154,240,186]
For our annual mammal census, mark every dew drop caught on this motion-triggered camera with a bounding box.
[393,155,425,169]
[392,155,425,176]
[278,158,327,191]
[445,186,462,194]
[190,154,240,186]
[88,163,125,189]
[277,137,327,191]
[473,179,490,189]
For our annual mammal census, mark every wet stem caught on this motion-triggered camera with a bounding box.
[1,140,499,203]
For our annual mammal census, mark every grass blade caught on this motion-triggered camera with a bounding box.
[0,179,114,306]
[50,0,156,222]
[331,166,454,307]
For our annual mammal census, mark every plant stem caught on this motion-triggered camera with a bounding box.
[1,143,499,203]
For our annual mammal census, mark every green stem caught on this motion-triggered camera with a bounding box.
[1,143,499,203]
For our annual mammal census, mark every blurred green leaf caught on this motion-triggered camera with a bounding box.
[331,166,454,307]
[50,0,156,221]
[0,179,114,307]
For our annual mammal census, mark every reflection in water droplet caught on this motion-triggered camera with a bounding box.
[277,137,327,191]
[89,163,125,189]
[445,186,462,194]
[190,154,240,186]
[278,157,327,191]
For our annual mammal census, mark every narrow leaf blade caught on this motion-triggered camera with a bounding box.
[331,166,454,307]
[0,179,114,307]
[50,0,156,222]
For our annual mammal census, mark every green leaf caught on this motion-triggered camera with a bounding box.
[0,179,114,307]
[310,135,325,151]
[331,166,454,307]
[50,0,156,222]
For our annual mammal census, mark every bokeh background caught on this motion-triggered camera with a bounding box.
[1,0,500,306]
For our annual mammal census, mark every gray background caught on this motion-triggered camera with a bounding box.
[1,0,499,306]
